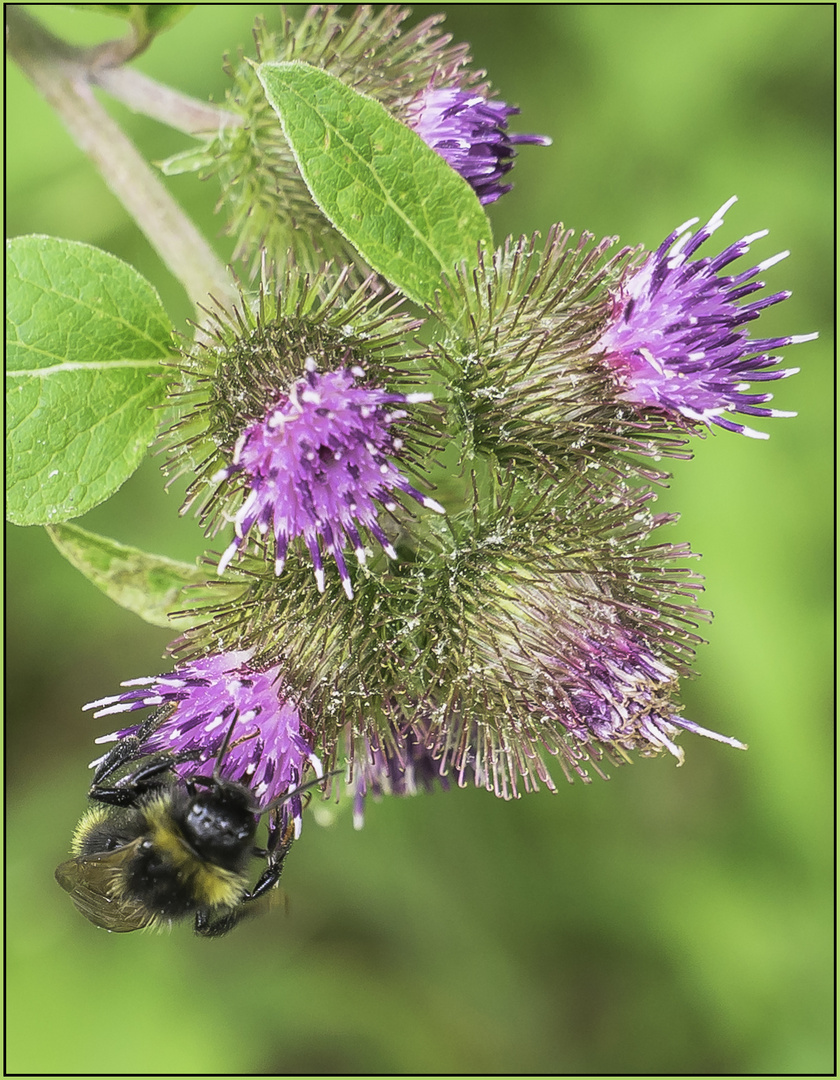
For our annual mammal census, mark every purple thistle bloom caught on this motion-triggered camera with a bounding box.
[347,721,452,829]
[214,357,444,599]
[546,625,747,765]
[406,87,551,204]
[84,651,321,838]
[598,196,817,438]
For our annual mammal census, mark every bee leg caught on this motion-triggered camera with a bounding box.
[90,747,207,807]
[90,705,178,786]
[246,858,286,902]
[90,734,146,787]
[89,754,189,807]
[193,906,246,938]
[245,814,297,901]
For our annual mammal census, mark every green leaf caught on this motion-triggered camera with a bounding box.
[257,61,493,310]
[46,522,243,629]
[6,236,174,526]
[66,5,193,36]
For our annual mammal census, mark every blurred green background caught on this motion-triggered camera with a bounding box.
[6,4,833,1074]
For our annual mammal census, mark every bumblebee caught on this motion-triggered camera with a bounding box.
[55,715,332,937]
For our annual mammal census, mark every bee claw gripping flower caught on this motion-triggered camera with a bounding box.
[598,196,817,438]
[214,357,444,599]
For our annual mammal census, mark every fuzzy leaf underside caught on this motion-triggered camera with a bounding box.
[257,61,494,311]
[6,236,173,526]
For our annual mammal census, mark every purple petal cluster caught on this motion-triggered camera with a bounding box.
[215,358,444,598]
[85,651,320,834]
[406,87,550,204]
[348,721,452,829]
[598,196,816,438]
[544,624,746,763]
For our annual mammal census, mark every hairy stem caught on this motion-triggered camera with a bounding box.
[6,5,236,315]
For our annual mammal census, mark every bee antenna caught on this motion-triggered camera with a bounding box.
[212,710,241,781]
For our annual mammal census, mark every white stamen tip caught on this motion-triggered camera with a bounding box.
[405,392,435,404]
[755,250,788,272]
[315,568,326,593]
[218,544,237,576]
[424,497,446,514]
[674,215,700,237]
[714,195,738,220]
[341,576,354,600]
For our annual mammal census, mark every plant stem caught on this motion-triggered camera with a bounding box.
[91,65,241,135]
[5,5,237,316]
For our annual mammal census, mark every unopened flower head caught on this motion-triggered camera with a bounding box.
[214,357,444,598]
[404,87,550,204]
[85,651,321,840]
[597,196,817,438]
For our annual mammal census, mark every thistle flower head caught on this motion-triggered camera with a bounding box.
[532,606,747,766]
[433,228,689,476]
[404,87,550,204]
[597,196,817,438]
[346,718,452,829]
[196,469,743,803]
[214,357,444,599]
[166,6,482,273]
[395,473,745,794]
[84,652,321,840]
[166,266,443,596]
[163,6,546,272]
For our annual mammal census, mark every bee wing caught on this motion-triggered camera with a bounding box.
[55,844,154,933]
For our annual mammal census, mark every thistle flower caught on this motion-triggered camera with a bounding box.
[84,651,322,839]
[404,87,550,204]
[164,6,479,272]
[597,196,817,438]
[165,266,443,596]
[533,616,746,767]
[394,473,743,794]
[163,6,546,271]
[346,718,452,829]
[214,357,444,599]
[432,227,689,475]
